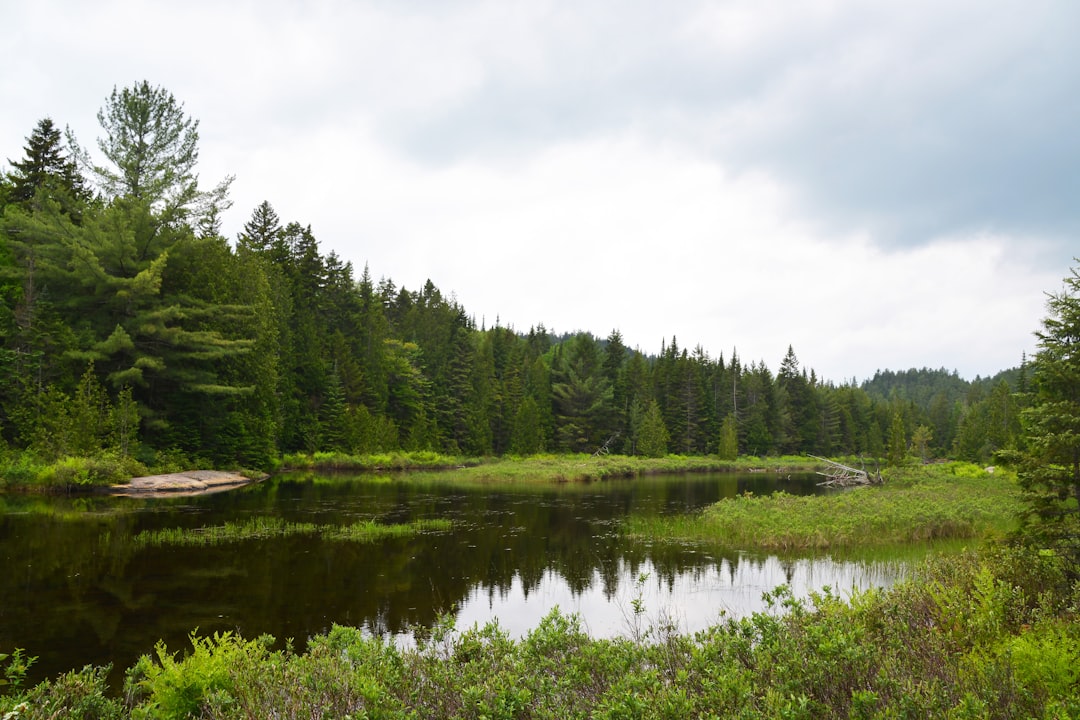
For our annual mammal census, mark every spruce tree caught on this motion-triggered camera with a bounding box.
[886,411,907,466]
[7,118,88,208]
[238,200,282,253]
[1016,263,1080,570]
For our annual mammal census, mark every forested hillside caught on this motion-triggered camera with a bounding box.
[0,84,1026,472]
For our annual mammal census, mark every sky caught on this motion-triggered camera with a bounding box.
[2,0,1077,384]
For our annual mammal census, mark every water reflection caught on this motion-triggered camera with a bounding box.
[454,554,902,640]
[0,471,902,685]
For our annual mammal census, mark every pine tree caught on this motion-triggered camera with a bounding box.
[70,80,231,228]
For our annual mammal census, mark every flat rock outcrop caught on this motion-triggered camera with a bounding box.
[108,470,262,497]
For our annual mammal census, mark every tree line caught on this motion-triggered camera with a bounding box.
[0,82,1026,470]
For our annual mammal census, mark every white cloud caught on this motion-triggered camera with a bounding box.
[2,0,1073,383]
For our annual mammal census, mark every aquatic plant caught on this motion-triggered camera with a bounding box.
[132,517,452,549]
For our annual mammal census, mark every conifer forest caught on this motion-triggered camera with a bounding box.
[0,83,1024,473]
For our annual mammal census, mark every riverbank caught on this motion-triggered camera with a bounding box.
[0,449,822,493]
[625,462,1020,552]
[280,450,822,482]
[3,544,1076,719]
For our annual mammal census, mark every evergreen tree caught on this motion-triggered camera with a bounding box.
[910,424,933,464]
[238,200,283,253]
[741,362,777,456]
[551,334,613,452]
[1015,264,1080,570]
[510,395,542,455]
[637,399,669,458]
[603,329,629,447]
[6,118,88,210]
[70,80,231,227]
[887,411,907,467]
[523,354,554,451]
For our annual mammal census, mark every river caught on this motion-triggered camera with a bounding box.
[0,470,902,685]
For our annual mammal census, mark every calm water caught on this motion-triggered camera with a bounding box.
[0,471,901,685]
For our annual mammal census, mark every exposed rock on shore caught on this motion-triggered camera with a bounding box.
[107,470,263,497]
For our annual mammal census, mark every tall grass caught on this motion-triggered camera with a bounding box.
[280,451,828,483]
[403,453,820,485]
[625,462,1021,551]
[280,450,475,472]
[132,516,452,548]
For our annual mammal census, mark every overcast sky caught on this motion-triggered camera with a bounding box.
[3,0,1077,383]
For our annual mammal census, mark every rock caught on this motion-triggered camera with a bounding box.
[107,470,263,497]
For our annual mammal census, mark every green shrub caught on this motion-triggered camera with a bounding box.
[0,649,34,694]
[3,665,121,720]
[35,453,148,488]
[125,631,273,719]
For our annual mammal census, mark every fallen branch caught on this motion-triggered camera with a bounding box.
[807,455,883,487]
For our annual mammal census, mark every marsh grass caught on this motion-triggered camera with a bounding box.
[280,450,475,472]
[625,462,1021,551]
[402,453,819,485]
[280,451,825,483]
[132,516,452,548]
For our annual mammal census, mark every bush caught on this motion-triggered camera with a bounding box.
[124,632,273,720]
[35,453,148,488]
[2,665,121,720]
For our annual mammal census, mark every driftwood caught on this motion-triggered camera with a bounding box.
[808,455,883,487]
[593,432,621,457]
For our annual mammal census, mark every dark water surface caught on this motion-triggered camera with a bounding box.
[0,471,900,685]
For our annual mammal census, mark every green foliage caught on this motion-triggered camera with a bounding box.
[1016,263,1080,573]
[886,410,907,467]
[6,117,88,211]
[718,412,739,460]
[72,80,232,229]
[132,516,451,549]
[626,462,1021,550]
[637,399,669,458]
[124,632,273,720]
[510,395,543,455]
[34,453,147,488]
[0,82,1031,480]
[14,546,1080,718]
[0,649,34,693]
[1,664,120,720]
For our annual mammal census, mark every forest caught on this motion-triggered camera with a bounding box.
[0,82,1025,476]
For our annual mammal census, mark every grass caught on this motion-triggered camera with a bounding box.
[280,450,477,472]
[397,453,821,485]
[132,516,453,548]
[624,461,1022,552]
[1,449,825,492]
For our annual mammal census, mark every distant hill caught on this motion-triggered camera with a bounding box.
[861,365,1025,412]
